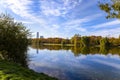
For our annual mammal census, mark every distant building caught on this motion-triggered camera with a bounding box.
[36,32,39,38]
[40,36,44,38]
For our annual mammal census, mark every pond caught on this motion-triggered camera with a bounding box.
[28,45,120,80]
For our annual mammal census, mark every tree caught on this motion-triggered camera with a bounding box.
[99,0,120,19]
[99,37,110,54]
[0,13,30,67]
[100,37,110,48]
[81,36,90,47]
[71,34,81,47]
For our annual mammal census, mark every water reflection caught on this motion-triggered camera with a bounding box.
[31,44,120,56]
[28,45,120,80]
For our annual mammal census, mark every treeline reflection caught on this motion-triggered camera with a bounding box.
[31,45,120,56]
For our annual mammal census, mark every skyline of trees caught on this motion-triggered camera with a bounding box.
[31,34,120,47]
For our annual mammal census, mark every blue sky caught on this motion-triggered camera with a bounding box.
[0,0,120,38]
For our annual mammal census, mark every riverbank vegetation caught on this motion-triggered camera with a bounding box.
[0,13,30,67]
[0,13,57,80]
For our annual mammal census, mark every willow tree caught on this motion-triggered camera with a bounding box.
[99,0,120,19]
[0,13,30,67]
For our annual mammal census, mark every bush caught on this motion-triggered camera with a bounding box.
[0,13,30,67]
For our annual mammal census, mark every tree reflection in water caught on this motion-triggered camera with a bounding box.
[31,44,120,56]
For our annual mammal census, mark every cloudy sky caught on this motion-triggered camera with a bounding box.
[0,0,120,38]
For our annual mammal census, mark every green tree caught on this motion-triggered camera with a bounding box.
[0,13,30,67]
[99,37,110,54]
[81,36,90,47]
[71,34,81,47]
[100,37,110,48]
[99,0,120,19]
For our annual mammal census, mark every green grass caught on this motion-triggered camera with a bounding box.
[0,60,57,80]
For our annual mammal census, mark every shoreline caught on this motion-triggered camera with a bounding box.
[0,60,57,80]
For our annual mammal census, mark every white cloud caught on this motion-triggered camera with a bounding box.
[39,0,82,16]
[85,19,120,38]
[42,9,61,16]
[2,0,32,17]
[91,20,120,29]
[64,24,86,32]
[89,27,120,38]
[65,14,102,25]
[1,0,47,25]
[63,14,102,32]
[14,19,35,24]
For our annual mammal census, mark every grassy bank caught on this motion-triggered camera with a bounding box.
[0,60,57,80]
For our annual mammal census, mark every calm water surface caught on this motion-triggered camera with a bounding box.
[28,46,120,80]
